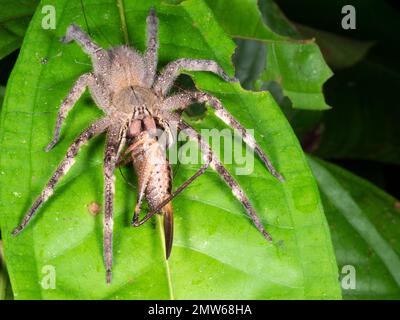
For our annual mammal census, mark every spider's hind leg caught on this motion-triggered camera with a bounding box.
[161,91,284,181]
[179,121,273,242]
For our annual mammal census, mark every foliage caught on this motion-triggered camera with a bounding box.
[0,0,398,301]
[0,0,39,60]
[275,0,400,165]
[0,0,340,299]
[206,0,333,111]
[309,157,400,299]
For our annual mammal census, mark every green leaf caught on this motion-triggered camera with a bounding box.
[261,41,332,110]
[233,38,266,90]
[0,241,6,299]
[0,0,340,299]
[0,0,39,60]
[0,85,4,103]
[309,157,400,299]
[258,0,297,38]
[0,240,13,300]
[295,24,374,70]
[272,0,400,165]
[205,0,333,110]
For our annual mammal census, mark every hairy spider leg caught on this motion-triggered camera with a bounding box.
[154,58,238,96]
[143,7,159,87]
[61,23,106,59]
[12,118,109,236]
[136,114,273,242]
[179,121,273,242]
[45,72,95,151]
[103,125,126,284]
[161,91,284,181]
[12,7,280,283]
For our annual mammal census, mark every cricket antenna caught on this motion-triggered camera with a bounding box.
[80,0,91,36]
[118,167,136,189]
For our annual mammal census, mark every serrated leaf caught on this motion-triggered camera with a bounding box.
[309,157,400,299]
[0,0,340,299]
[258,0,297,38]
[205,0,332,111]
[295,24,374,70]
[0,0,39,60]
[272,0,400,165]
[233,38,266,90]
[314,60,400,165]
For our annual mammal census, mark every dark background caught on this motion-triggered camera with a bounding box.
[275,0,400,198]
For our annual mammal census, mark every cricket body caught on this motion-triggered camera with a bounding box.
[12,8,284,284]
[125,130,174,258]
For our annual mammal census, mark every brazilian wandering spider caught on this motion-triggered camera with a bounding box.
[12,8,284,283]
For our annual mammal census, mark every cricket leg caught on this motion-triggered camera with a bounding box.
[132,123,212,227]
[162,202,173,259]
[124,131,155,225]
[116,135,145,166]
[132,160,210,227]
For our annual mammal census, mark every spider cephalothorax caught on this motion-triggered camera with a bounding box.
[13,8,283,283]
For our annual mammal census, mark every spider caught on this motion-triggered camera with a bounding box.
[12,8,284,283]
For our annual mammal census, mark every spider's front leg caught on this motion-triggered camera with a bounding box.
[61,24,106,59]
[179,121,273,242]
[46,72,94,151]
[12,118,109,236]
[161,92,284,181]
[103,125,126,284]
[153,58,238,96]
[143,7,159,87]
